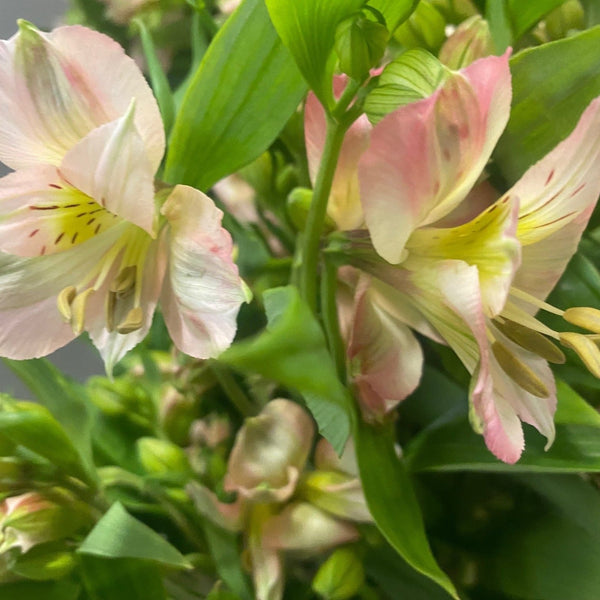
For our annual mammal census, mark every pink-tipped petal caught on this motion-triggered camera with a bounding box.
[348,277,423,419]
[60,104,156,235]
[0,23,164,170]
[305,76,370,230]
[359,53,511,264]
[160,185,247,359]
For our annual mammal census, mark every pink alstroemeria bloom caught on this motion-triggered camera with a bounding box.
[0,23,247,371]
[318,52,600,463]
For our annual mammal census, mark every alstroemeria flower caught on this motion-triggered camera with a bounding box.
[188,399,371,600]
[0,23,247,370]
[327,52,600,462]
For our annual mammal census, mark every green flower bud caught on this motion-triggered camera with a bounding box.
[287,188,336,232]
[312,548,365,600]
[136,437,191,477]
[160,386,197,446]
[439,16,495,69]
[335,12,390,80]
[10,544,76,581]
[545,0,584,40]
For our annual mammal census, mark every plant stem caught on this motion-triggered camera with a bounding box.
[209,361,257,417]
[299,117,348,313]
[321,258,346,382]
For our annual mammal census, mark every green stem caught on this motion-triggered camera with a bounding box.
[299,117,348,313]
[209,361,257,417]
[321,258,346,382]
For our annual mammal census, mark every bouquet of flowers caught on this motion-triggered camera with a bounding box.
[1,0,600,598]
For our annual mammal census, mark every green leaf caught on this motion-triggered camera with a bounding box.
[406,393,600,473]
[485,0,513,50]
[80,555,167,600]
[78,503,191,569]
[264,0,365,108]
[355,420,458,598]
[0,581,80,600]
[507,0,568,39]
[364,48,445,124]
[5,358,94,472]
[0,397,91,484]
[367,0,419,31]
[165,0,306,191]
[134,19,176,136]
[481,474,600,600]
[201,520,253,600]
[221,286,354,454]
[495,25,600,184]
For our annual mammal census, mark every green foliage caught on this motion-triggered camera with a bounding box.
[495,25,600,183]
[78,502,191,568]
[221,286,354,454]
[0,580,80,600]
[355,420,459,598]
[367,0,420,32]
[264,0,365,108]
[165,0,306,190]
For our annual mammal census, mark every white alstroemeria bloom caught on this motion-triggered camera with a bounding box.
[0,22,248,371]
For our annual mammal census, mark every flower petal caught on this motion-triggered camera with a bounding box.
[359,53,511,263]
[262,502,359,552]
[0,165,120,257]
[60,104,156,235]
[224,399,315,502]
[0,23,164,170]
[305,76,370,230]
[348,276,423,419]
[160,185,248,359]
[510,97,600,300]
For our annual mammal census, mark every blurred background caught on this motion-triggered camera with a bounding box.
[0,0,104,397]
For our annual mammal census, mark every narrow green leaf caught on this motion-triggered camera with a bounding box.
[221,286,354,454]
[202,520,253,600]
[135,19,176,136]
[367,0,419,31]
[165,0,306,190]
[355,420,458,598]
[554,379,600,427]
[78,503,191,569]
[485,0,513,51]
[5,358,94,471]
[0,397,91,483]
[582,0,600,26]
[0,580,80,600]
[80,555,167,600]
[495,26,600,183]
[264,0,365,108]
[507,0,568,39]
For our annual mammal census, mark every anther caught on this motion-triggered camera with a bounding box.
[494,319,566,364]
[563,307,600,335]
[57,286,76,321]
[116,306,144,334]
[491,342,550,398]
[70,289,94,335]
[560,332,600,378]
[110,266,136,294]
[106,291,117,332]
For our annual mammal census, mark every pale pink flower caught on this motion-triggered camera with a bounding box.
[312,53,600,462]
[0,23,247,371]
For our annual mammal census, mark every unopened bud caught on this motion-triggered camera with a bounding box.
[137,437,191,477]
[335,13,390,80]
[439,15,495,69]
[160,386,196,446]
[545,0,584,40]
[393,1,446,53]
[312,547,365,600]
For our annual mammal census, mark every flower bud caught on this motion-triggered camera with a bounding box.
[287,188,336,232]
[136,437,191,478]
[160,386,196,445]
[545,0,584,40]
[312,548,365,600]
[0,492,87,553]
[335,13,390,81]
[394,1,446,53]
[439,16,495,69]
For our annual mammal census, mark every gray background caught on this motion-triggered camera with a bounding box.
[0,0,103,397]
